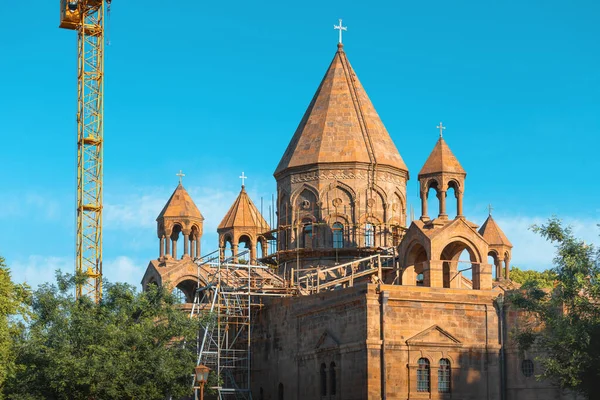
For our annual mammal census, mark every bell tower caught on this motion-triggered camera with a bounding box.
[217,183,270,263]
[418,124,466,221]
[156,182,204,260]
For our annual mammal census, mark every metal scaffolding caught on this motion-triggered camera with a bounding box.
[190,251,291,400]
[189,248,397,399]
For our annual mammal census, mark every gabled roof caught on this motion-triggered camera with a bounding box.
[157,183,204,220]
[478,215,513,247]
[218,186,270,231]
[274,44,407,175]
[418,137,465,177]
[406,325,462,346]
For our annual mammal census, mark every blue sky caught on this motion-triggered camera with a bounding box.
[1,0,599,288]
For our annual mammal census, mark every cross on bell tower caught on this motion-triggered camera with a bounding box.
[239,172,248,187]
[437,122,446,138]
[176,170,185,184]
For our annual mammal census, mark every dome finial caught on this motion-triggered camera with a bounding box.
[176,169,185,185]
[333,19,347,45]
[436,122,446,138]
[239,171,248,188]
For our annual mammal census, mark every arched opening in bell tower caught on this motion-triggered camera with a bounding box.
[238,235,253,263]
[447,181,459,219]
[426,180,439,219]
[170,224,183,259]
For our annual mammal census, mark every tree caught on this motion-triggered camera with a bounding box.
[0,256,30,398]
[4,273,202,400]
[510,218,600,400]
[510,266,557,289]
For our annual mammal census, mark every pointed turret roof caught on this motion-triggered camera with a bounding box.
[478,215,512,247]
[218,186,269,231]
[418,137,466,177]
[157,183,204,220]
[274,44,407,175]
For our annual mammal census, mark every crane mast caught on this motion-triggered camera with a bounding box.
[60,0,109,302]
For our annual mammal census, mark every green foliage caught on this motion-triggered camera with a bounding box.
[0,257,31,398]
[4,273,202,400]
[510,218,600,399]
[510,266,557,289]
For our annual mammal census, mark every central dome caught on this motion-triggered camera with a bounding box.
[274,44,407,176]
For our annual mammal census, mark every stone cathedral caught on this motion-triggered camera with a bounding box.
[142,43,571,400]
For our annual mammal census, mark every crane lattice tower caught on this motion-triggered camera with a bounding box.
[59,0,110,302]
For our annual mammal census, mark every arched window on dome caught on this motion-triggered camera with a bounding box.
[333,222,344,249]
[365,223,374,247]
[302,219,313,249]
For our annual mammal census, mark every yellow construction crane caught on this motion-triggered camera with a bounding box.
[60,0,111,302]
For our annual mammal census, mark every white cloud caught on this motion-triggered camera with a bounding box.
[105,194,166,230]
[9,255,72,289]
[104,185,238,234]
[8,255,146,290]
[103,256,146,288]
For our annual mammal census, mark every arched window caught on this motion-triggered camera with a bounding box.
[333,222,344,249]
[278,382,284,400]
[303,220,313,249]
[365,223,374,247]
[438,358,451,393]
[320,363,327,396]
[330,362,337,396]
[417,358,430,392]
[392,225,401,246]
[521,359,534,377]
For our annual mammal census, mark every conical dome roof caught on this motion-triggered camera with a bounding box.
[218,186,269,231]
[478,215,512,247]
[157,183,204,220]
[418,137,466,177]
[275,44,407,175]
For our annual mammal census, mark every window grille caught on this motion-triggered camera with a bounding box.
[438,358,451,393]
[365,223,374,247]
[333,223,344,249]
[521,359,534,377]
[417,358,430,392]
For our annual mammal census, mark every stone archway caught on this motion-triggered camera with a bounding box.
[403,241,429,286]
[173,279,198,303]
[440,239,482,289]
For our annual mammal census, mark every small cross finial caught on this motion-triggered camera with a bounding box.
[176,170,185,184]
[239,172,247,187]
[437,122,446,138]
[333,19,347,44]
[488,204,494,216]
